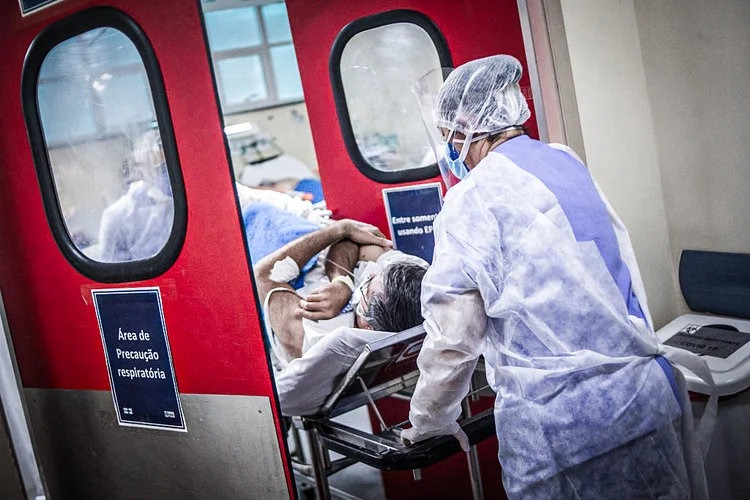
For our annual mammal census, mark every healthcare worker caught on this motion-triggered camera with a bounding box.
[403,55,716,499]
[97,129,174,263]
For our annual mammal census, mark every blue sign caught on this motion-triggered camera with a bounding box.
[383,183,443,263]
[20,0,60,15]
[92,288,186,431]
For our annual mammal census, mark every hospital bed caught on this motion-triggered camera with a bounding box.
[280,325,496,500]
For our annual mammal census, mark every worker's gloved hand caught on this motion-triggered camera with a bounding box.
[285,197,316,219]
[453,429,470,453]
[401,427,470,453]
[306,207,334,226]
[400,427,417,447]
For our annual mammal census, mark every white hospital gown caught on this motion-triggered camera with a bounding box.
[405,139,705,498]
[268,249,428,370]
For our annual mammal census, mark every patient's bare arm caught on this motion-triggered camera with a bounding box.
[326,239,359,280]
[254,220,391,360]
[358,244,390,263]
[254,223,344,359]
[299,243,393,321]
[299,239,358,321]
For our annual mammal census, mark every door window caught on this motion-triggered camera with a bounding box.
[23,8,186,282]
[330,11,452,183]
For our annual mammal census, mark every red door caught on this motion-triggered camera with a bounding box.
[286,1,539,497]
[0,1,292,497]
[287,0,540,229]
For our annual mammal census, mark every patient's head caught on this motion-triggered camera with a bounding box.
[355,262,426,332]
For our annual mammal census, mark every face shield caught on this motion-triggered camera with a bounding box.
[413,56,532,189]
[412,68,462,189]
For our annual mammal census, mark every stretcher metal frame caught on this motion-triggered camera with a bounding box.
[285,325,496,500]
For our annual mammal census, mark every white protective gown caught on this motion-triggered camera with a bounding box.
[97,180,174,263]
[405,137,714,499]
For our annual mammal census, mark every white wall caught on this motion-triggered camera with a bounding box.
[633,0,750,263]
[555,0,750,325]
[558,0,683,327]
[224,102,320,175]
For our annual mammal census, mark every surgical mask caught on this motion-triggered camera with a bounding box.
[444,143,469,180]
[443,132,489,182]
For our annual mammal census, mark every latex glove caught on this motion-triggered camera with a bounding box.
[285,197,315,218]
[317,216,335,227]
[401,427,470,453]
[305,207,333,226]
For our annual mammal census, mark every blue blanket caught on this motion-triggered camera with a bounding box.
[243,202,320,289]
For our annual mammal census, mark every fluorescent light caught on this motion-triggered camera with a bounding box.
[224,122,253,135]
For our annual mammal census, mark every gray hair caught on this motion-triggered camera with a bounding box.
[366,262,426,333]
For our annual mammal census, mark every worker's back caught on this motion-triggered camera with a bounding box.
[427,134,681,491]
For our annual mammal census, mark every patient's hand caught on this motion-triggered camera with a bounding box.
[336,220,392,248]
[299,281,352,321]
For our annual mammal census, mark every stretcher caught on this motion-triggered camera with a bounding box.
[281,325,496,500]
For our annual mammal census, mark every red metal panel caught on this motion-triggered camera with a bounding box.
[0,0,270,396]
[286,0,539,234]
[0,0,291,493]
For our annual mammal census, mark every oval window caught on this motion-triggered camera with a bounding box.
[23,8,186,282]
[330,10,452,184]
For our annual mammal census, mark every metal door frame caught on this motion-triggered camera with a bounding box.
[0,289,46,499]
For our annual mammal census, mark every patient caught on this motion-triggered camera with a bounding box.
[253,215,428,370]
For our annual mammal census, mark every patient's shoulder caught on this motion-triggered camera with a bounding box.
[301,312,355,354]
